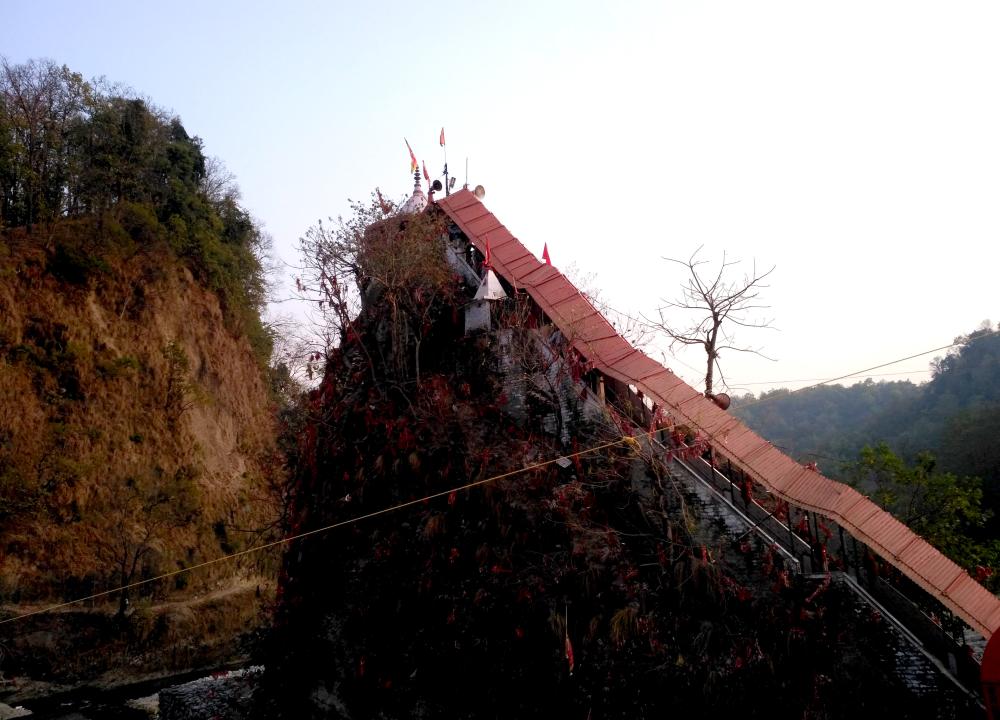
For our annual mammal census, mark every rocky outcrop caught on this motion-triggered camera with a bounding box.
[159,667,263,720]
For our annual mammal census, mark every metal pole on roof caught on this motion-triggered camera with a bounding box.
[443,142,449,197]
[810,511,821,567]
[839,525,849,573]
[787,506,797,559]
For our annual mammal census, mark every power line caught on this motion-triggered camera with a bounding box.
[0,436,637,626]
[772,444,855,466]
[734,342,960,411]
[597,301,954,397]
[0,326,962,626]
[729,368,933,387]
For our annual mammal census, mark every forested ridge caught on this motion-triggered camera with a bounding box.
[0,57,271,359]
[732,323,1000,476]
[733,322,1000,579]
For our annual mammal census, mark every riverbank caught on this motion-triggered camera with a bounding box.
[0,577,271,714]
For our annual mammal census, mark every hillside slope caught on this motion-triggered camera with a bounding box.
[0,220,283,682]
[732,324,1000,474]
[0,223,279,597]
[253,199,975,719]
[0,58,284,686]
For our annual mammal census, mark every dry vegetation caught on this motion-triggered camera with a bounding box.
[0,219,283,683]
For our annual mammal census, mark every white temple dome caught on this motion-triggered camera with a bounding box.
[399,171,427,215]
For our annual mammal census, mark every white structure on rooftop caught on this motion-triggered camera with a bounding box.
[465,268,507,335]
[399,171,427,215]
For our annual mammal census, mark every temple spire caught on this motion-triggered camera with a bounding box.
[399,168,427,214]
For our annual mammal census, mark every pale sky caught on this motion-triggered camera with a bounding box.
[5,1,998,394]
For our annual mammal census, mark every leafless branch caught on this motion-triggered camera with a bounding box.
[650,247,776,397]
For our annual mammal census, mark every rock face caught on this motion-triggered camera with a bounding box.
[159,667,263,720]
[252,218,980,719]
[0,703,32,719]
[0,227,280,681]
[0,231,278,591]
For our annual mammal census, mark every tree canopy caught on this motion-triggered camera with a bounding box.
[849,443,998,578]
[732,323,1000,477]
[733,323,1000,577]
[0,57,271,361]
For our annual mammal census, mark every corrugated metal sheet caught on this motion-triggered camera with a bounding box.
[437,190,1000,639]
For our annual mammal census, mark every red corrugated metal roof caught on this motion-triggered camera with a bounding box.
[437,190,1000,639]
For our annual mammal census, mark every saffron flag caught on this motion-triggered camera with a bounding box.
[422,160,430,183]
[405,138,418,173]
[542,243,551,265]
[484,236,491,268]
[440,127,446,147]
[565,633,574,674]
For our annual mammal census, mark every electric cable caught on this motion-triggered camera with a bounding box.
[0,327,964,626]
[598,301,957,401]
[734,342,960,411]
[0,435,637,626]
[729,368,932,387]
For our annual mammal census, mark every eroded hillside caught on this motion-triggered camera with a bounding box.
[0,218,283,682]
[0,57,285,686]
[1,221,277,590]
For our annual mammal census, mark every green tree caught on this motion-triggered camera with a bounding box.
[0,58,91,228]
[0,56,273,364]
[938,402,1000,535]
[850,443,996,571]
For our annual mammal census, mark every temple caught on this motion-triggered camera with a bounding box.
[431,186,1000,712]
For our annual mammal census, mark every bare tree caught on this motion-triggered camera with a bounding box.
[86,468,200,618]
[200,155,241,204]
[651,247,775,398]
[293,191,457,386]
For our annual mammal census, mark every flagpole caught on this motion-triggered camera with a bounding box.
[441,127,450,196]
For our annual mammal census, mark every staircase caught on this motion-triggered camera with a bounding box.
[658,437,985,708]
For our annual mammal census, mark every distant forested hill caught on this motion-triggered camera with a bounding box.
[730,380,922,476]
[732,323,1000,485]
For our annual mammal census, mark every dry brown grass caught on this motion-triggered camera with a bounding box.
[0,225,282,606]
[0,574,276,689]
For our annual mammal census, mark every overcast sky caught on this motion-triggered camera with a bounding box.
[5,0,998,393]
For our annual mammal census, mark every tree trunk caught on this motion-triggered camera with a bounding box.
[704,322,720,397]
[414,337,422,386]
[117,562,129,618]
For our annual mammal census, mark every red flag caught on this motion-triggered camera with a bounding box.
[422,160,430,183]
[439,127,446,147]
[542,243,551,265]
[564,633,574,674]
[404,138,417,173]
[483,236,491,268]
